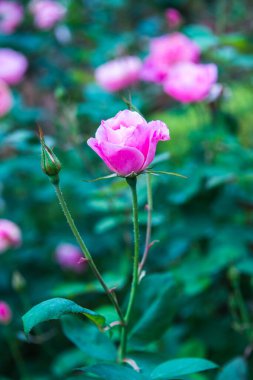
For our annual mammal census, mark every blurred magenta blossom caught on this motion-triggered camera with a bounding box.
[140,33,200,83]
[0,49,28,85]
[0,219,22,253]
[55,243,86,272]
[30,0,66,30]
[163,62,218,103]
[165,8,182,28]
[0,80,12,117]
[0,1,23,34]
[95,56,142,92]
[0,301,12,324]
[87,110,170,177]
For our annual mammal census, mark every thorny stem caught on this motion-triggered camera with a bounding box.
[53,179,124,324]
[139,173,153,276]
[120,176,140,361]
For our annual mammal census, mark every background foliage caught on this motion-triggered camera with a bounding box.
[1,0,253,379]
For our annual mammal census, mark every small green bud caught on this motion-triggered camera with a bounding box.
[12,271,26,291]
[39,128,61,181]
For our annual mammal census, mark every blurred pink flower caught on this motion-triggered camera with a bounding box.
[87,110,170,177]
[95,56,142,92]
[55,243,86,272]
[163,62,218,103]
[165,8,182,28]
[0,219,22,253]
[0,1,23,34]
[0,301,12,324]
[0,49,28,85]
[140,33,200,83]
[30,0,66,30]
[0,80,12,117]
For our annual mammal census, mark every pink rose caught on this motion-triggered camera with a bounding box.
[140,33,200,83]
[0,219,22,253]
[95,56,142,92]
[0,49,28,85]
[30,0,66,30]
[0,1,23,34]
[165,8,182,28]
[87,110,170,177]
[163,62,218,103]
[55,243,86,273]
[0,80,12,117]
[0,301,12,324]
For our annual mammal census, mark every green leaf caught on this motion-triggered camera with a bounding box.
[217,357,248,380]
[61,315,117,361]
[130,273,177,343]
[51,348,87,377]
[151,358,218,379]
[22,298,106,334]
[80,363,148,380]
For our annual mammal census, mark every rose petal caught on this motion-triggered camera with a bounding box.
[87,138,116,173]
[142,120,170,169]
[99,141,145,176]
[103,110,146,130]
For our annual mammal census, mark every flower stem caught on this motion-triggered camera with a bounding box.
[120,176,140,361]
[139,173,153,275]
[52,179,124,324]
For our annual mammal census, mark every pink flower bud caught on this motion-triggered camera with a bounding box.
[0,80,12,117]
[0,49,28,85]
[140,33,200,83]
[0,1,23,34]
[55,243,86,273]
[87,110,170,177]
[163,62,218,103]
[165,8,182,28]
[95,56,142,92]
[29,0,66,30]
[0,301,12,324]
[0,219,22,253]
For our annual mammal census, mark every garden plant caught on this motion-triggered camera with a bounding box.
[1,0,253,379]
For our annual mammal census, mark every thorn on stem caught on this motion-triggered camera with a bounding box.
[78,257,89,264]
[109,286,118,294]
[123,358,141,372]
[103,320,124,331]
[148,239,159,249]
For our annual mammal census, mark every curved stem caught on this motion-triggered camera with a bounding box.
[139,173,153,275]
[120,176,140,361]
[53,180,124,324]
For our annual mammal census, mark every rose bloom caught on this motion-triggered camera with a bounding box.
[0,1,23,34]
[163,62,218,103]
[0,80,12,117]
[165,8,182,28]
[95,56,142,92]
[0,301,12,324]
[140,33,200,83]
[87,110,170,177]
[55,243,86,273]
[0,49,28,85]
[0,219,22,253]
[30,0,66,30]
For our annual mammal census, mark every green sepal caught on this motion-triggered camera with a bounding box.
[145,169,188,179]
